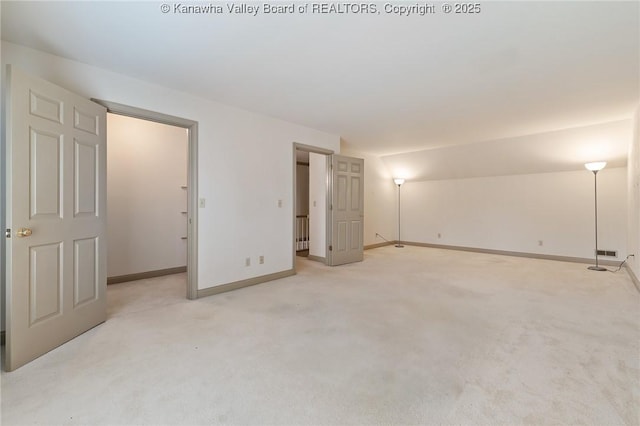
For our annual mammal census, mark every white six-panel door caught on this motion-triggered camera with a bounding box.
[6,66,107,371]
[329,155,364,266]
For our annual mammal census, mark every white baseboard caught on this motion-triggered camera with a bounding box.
[626,264,640,293]
[197,269,295,298]
[107,266,187,285]
[399,241,622,266]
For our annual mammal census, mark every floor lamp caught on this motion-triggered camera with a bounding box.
[585,161,607,271]
[394,178,405,248]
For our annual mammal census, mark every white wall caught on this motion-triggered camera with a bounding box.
[628,107,640,279]
[341,147,397,247]
[308,153,327,258]
[107,114,188,277]
[401,168,628,260]
[1,42,340,290]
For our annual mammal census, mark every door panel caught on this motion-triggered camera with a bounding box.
[350,175,361,210]
[329,155,364,266]
[350,221,361,250]
[30,129,62,218]
[74,139,98,216]
[29,90,64,123]
[74,107,99,135]
[29,243,63,325]
[73,237,99,307]
[6,66,107,371]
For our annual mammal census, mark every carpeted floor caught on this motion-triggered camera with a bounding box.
[2,246,639,425]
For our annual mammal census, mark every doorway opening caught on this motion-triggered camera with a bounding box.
[292,143,333,271]
[295,151,310,258]
[94,100,199,300]
[105,113,188,311]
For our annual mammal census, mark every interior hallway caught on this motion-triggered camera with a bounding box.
[1,246,638,425]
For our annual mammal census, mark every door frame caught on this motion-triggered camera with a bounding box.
[93,100,199,300]
[292,143,333,271]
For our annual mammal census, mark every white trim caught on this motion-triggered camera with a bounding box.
[197,269,295,298]
[626,264,640,293]
[292,143,333,272]
[402,241,624,267]
[91,99,199,300]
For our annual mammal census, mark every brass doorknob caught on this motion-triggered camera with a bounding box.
[17,228,32,237]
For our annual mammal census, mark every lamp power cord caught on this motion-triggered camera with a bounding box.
[375,233,391,243]
[607,254,635,273]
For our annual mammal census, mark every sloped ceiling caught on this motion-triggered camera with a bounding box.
[381,120,631,181]
[2,1,638,173]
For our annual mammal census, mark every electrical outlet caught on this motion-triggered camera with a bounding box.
[199,198,206,208]
[538,240,543,246]
[277,199,283,208]
[437,233,441,239]
[245,257,250,267]
[259,255,264,264]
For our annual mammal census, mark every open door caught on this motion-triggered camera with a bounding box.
[5,66,107,371]
[328,154,364,266]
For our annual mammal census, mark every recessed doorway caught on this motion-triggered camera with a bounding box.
[105,113,188,307]
[292,143,333,270]
[94,100,199,299]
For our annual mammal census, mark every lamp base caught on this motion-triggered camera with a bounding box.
[587,266,607,271]
[395,244,404,248]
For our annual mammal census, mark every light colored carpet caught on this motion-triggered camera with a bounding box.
[1,246,639,425]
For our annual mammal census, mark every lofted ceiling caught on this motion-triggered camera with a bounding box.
[381,119,631,181]
[2,1,639,164]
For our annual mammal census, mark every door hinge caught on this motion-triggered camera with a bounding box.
[5,228,11,238]
[329,245,332,251]
[330,204,333,211]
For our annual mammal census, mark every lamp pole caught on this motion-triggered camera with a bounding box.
[585,162,606,271]
[394,178,405,248]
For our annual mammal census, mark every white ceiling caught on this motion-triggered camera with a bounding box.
[2,1,639,162]
[381,119,631,181]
